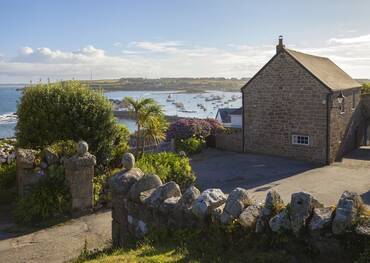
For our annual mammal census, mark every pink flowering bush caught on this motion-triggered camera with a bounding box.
[167,118,222,141]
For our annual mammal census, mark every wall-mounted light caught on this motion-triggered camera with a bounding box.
[337,92,345,105]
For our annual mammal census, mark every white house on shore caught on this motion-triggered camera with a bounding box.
[215,108,242,128]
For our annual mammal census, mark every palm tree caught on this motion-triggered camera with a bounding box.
[123,97,168,156]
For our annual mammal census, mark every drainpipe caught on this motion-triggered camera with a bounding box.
[326,93,331,164]
[242,90,245,152]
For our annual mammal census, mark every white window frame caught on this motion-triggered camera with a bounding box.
[292,135,310,146]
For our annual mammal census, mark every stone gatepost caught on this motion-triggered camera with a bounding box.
[64,141,96,211]
[109,153,144,246]
[16,148,40,198]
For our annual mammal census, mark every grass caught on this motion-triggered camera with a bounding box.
[75,244,187,263]
[74,223,370,263]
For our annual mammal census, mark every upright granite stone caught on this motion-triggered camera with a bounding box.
[16,148,39,198]
[289,192,323,235]
[255,190,285,233]
[64,141,96,211]
[332,191,363,235]
[109,153,144,246]
[177,186,200,210]
[262,190,284,217]
[221,187,253,224]
[308,207,335,232]
[192,188,227,220]
[146,181,181,208]
[129,173,163,201]
[269,208,291,232]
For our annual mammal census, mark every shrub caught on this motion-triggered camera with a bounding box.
[14,166,71,225]
[176,136,205,155]
[43,140,77,159]
[167,118,222,141]
[361,83,370,95]
[136,152,195,190]
[0,162,16,190]
[110,124,130,168]
[16,81,128,165]
[93,167,121,206]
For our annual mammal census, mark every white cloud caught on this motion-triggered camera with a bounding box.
[1,35,370,83]
[328,34,370,44]
[129,41,183,53]
[19,46,34,55]
[113,42,122,47]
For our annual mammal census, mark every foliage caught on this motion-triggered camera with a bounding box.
[176,136,205,155]
[136,152,195,190]
[167,118,223,141]
[43,140,77,159]
[14,166,71,225]
[16,81,128,165]
[361,83,370,95]
[205,118,224,135]
[0,162,16,190]
[109,124,130,168]
[93,167,120,206]
[123,97,168,156]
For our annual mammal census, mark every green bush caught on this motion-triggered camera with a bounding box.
[109,124,130,168]
[16,81,128,165]
[0,162,16,190]
[43,140,77,159]
[14,166,71,225]
[136,152,195,190]
[361,83,370,95]
[93,167,120,206]
[176,136,205,155]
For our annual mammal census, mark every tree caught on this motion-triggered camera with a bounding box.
[361,83,370,95]
[16,81,129,165]
[123,97,168,156]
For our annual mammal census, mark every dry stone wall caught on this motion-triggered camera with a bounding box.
[16,141,96,211]
[110,154,370,248]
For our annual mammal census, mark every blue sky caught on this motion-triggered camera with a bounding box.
[0,0,370,83]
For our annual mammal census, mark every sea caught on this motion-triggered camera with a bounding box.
[0,84,242,138]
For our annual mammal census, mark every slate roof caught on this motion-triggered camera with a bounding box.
[285,49,361,91]
[241,47,361,92]
[216,108,241,123]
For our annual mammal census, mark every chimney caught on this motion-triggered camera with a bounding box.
[276,35,285,53]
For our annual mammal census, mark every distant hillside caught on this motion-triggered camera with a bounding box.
[81,78,249,92]
[81,77,370,93]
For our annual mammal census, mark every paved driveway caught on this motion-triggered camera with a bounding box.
[191,148,370,206]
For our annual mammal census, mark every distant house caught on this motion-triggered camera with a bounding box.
[216,108,242,127]
[241,36,366,164]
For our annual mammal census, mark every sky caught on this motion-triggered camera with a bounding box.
[0,0,370,83]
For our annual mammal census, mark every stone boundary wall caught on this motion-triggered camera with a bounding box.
[110,155,369,249]
[215,127,243,152]
[16,141,96,211]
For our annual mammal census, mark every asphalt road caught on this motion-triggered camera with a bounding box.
[191,148,370,206]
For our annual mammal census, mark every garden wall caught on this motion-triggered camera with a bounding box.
[16,142,96,211]
[110,158,370,253]
[215,127,242,152]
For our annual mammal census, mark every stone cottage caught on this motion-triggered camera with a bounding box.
[241,37,364,164]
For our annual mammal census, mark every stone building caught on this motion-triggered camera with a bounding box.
[242,37,364,164]
[216,108,242,128]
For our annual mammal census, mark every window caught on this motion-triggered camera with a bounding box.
[292,135,310,146]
